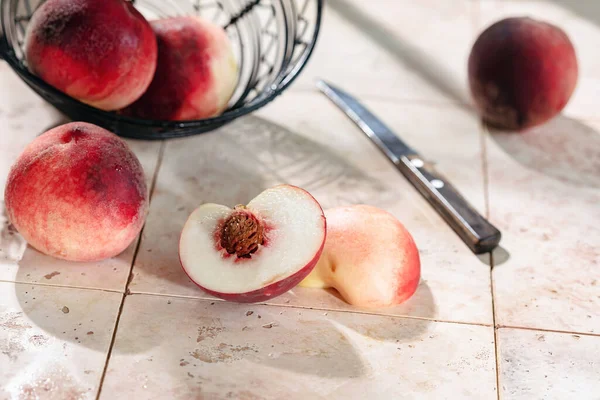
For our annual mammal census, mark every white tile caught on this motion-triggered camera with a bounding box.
[0,63,162,292]
[292,0,477,105]
[101,294,497,399]
[498,328,600,399]
[131,92,492,325]
[487,116,600,334]
[478,1,600,121]
[0,281,121,399]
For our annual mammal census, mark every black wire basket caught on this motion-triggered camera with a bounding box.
[0,0,323,139]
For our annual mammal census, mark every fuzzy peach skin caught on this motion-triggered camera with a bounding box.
[24,0,158,111]
[300,205,421,308]
[122,16,238,121]
[468,17,578,130]
[4,122,149,262]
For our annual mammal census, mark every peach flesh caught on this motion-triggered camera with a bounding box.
[179,185,326,303]
[4,122,148,262]
[25,0,158,111]
[468,17,578,130]
[301,205,421,308]
[122,16,238,121]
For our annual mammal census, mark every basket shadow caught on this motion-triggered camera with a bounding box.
[131,114,394,295]
[489,116,600,189]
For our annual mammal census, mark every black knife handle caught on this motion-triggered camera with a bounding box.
[397,155,501,254]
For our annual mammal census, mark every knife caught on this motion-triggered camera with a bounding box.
[317,80,501,255]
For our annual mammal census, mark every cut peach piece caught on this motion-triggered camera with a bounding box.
[301,205,420,308]
[179,185,326,303]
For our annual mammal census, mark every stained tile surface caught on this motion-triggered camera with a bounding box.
[101,294,497,400]
[0,281,121,399]
[487,118,600,334]
[498,328,600,399]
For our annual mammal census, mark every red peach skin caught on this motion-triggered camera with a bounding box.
[122,16,238,121]
[4,122,149,262]
[301,205,421,308]
[468,17,578,130]
[25,0,158,111]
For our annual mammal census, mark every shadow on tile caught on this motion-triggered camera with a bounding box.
[489,116,600,189]
[476,246,511,267]
[132,115,394,294]
[327,0,472,109]
[227,115,395,209]
[547,0,600,29]
[11,283,126,353]
[272,280,437,322]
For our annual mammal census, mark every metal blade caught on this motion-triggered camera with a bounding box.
[316,80,416,162]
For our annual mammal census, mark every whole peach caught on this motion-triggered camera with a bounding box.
[24,0,158,111]
[4,122,149,262]
[468,17,578,130]
[300,205,421,308]
[122,16,238,121]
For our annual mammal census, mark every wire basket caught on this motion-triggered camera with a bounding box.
[0,0,323,139]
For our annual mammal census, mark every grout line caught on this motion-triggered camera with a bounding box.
[95,140,166,400]
[0,279,123,293]
[490,251,502,400]
[472,0,502,393]
[126,290,494,329]
[481,120,502,400]
[496,325,600,339]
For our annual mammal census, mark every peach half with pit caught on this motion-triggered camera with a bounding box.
[179,185,326,303]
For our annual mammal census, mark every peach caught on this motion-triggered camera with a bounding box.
[4,122,149,262]
[468,17,578,130]
[122,16,238,121]
[24,0,158,111]
[300,205,420,308]
[179,185,326,303]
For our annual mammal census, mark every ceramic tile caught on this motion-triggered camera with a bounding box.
[131,92,492,325]
[478,1,600,121]
[497,328,600,399]
[0,281,121,399]
[101,294,497,399]
[292,0,477,105]
[487,117,600,334]
[0,61,162,291]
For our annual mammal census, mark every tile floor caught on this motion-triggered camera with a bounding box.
[1,0,599,399]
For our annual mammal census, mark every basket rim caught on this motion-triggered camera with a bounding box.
[0,0,324,131]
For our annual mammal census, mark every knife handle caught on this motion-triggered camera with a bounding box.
[398,155,501,254]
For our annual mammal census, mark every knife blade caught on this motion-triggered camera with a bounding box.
[317,80,501,255]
